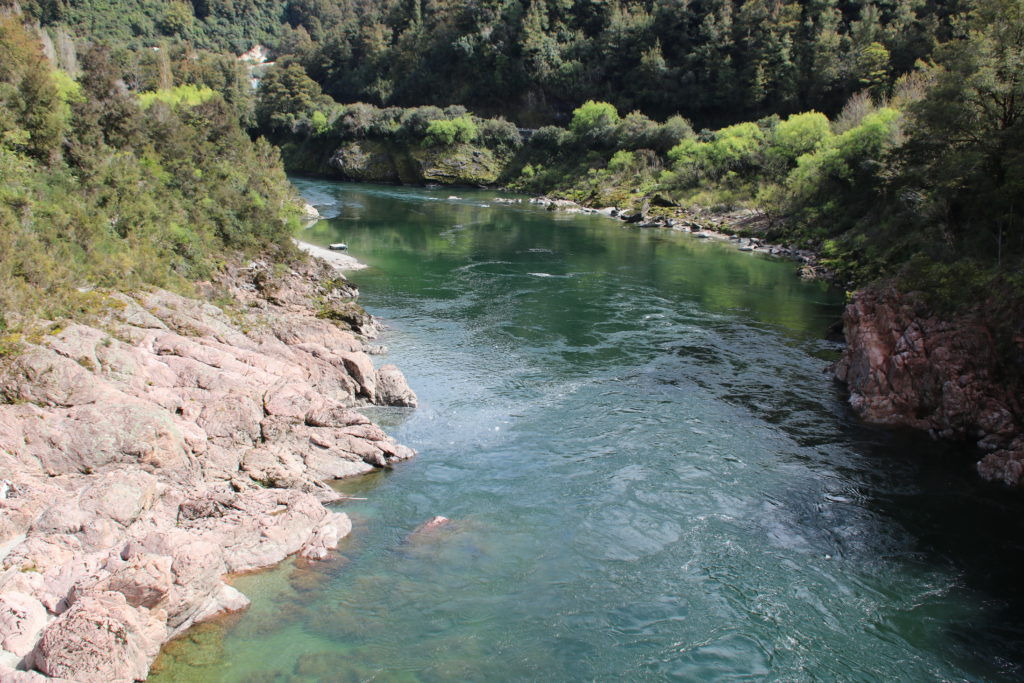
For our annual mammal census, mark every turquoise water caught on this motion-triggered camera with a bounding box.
[152,181,1024,681]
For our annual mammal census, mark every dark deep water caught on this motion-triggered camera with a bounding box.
[151,180,1024,681]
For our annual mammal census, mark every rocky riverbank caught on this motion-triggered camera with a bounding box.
[833,286,1024,486]
[0,252,417,681]
[528,196,826,278]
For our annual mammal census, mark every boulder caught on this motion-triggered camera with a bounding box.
[78,471,160,528]
[374,364,418,407]
[318,302,378,337]
[33,592,166,683]
[0,349,115,408]
[299,512,353,561]
[341,352,376,402]
[92,555,173,610]
[834,286,1023,484]
[0,592,48,657]
[328,141,400,183]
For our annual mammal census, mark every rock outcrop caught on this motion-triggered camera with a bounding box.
[327,140,505,186]
[833,286,1024,484]
[0,254,417,681]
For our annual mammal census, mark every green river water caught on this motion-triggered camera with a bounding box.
[151,180,1024,681]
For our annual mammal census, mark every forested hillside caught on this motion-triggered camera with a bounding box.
[21,0,961,126]
[19,0,286,53]
[275,0,958,126]
[0,10,301,350]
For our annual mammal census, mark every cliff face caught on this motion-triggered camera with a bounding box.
[0,255,417,681]
[833,287,1024,485]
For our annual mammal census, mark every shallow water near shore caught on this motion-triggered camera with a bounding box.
[151,180,1024,681]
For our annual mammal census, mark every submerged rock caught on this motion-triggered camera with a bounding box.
[410,515,451,537]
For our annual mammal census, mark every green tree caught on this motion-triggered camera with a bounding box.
[901,0,1024,264]
[570,100,621,147]
[0,16,66,162]
[159,2,194,37]
[72,44,143,157]
[423,115,477,146]
[706,121,766,173]
[768,111,833,168]
[856,41,892,96]
[256,62,330,135]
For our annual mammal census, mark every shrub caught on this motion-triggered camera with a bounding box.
[423,116,478,146]
[647,115,695,154]
[667,137,712,185]
[607,149,634,172]
[366,107,401,137]
[614,111,658,150]
[530,125,570,152]
[570,100,620,134]
[786,107,902,208]
[138,84,217,110]
[706,122,765,173]
[398,105,445,140]
[336,102,380,139]
[570,100,620,147]
[451,115,478,143]
[767,111,833,167]
[310,110,329,134]
[478,117,522,151]
[424,119,458,146]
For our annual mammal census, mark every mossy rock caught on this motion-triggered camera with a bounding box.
[151,621,227,674]
[294,652,363,680]
[409,144,505,185]
[280,140,336,176]
[327,141,400,182]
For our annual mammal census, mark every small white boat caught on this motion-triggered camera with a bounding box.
[329,243,348,251]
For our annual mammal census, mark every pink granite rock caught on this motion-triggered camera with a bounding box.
[0,252,416,681]
[375,364,418,407]
[0,592,47,657]
[33,592,166,682]
[834,286,1023,484]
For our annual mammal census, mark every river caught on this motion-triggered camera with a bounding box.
[151,180,1024,681]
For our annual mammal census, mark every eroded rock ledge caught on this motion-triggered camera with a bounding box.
[833,286,1024,485]
[0,255,417,681]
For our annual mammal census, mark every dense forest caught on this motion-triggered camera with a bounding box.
[17,0,970,126]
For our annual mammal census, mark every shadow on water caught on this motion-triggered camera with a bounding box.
[845,423,1024,679]
[770,375,1024,677]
